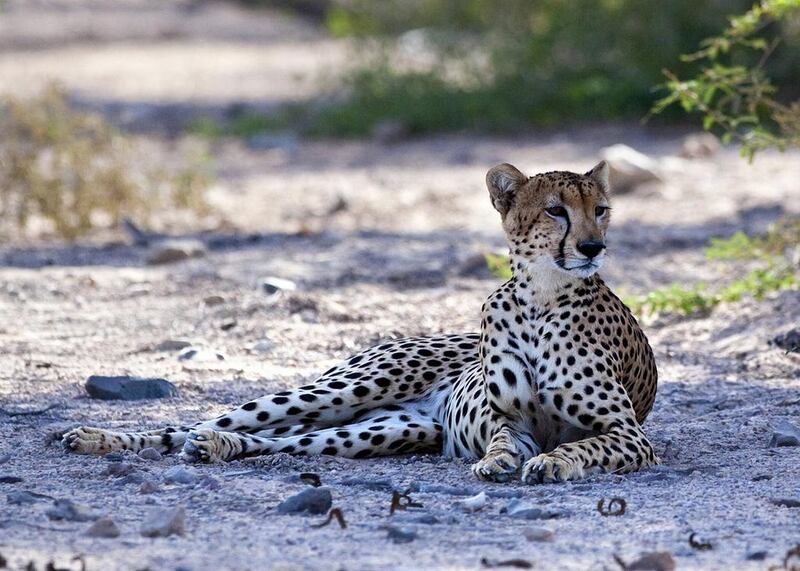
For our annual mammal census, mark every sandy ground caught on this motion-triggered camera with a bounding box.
[1,2,799,570]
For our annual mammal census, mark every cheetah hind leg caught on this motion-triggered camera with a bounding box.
[179,404,443,463]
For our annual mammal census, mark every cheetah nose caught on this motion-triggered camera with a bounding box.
[576,240,606,259]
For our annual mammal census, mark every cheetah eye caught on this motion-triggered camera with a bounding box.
[545,206,567,218]
[595,206,610,217]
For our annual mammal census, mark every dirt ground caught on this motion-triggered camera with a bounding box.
[1,2,799,570]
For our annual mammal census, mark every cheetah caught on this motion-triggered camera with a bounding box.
[63,160,660,483]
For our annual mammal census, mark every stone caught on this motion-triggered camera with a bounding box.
[46,499,100,522]
[771,498,800,508]
[456,491,487,513]
[247,340,273,354]
[203,295,225,307]
[163,466,198,485]
[625,551,676,571]
[0,454,10,465]
[679,133,720,159]
[260,277,297,295]
[276,487,332,515]
[146,240,206,265]
[85,375,177,401]
[503,499,562,520]
[103,463,137,477]
[140,507,186,537]
[138,447,163,461]
[0,476,22,483]
[772,328,800,353]
[154,339,194,352]
[599,144,662,193]
[746,551,768,561]
[86,517,121,538]
[177,347,225,362]
[769,420,800,447]
[386,526,416,544]
[523,527,554,542]
[7,490,49,505]
[139,480,161,494]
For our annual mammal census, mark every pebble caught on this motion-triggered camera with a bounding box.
[138,447,163,461]
[163,466,198,485]
[140,507,186,538]
[599,144,662,192]
[86,517,121,538]
[503,499,562,520]
[746,551,768,561]
[456,491,488,513]
[247,340,273,354]
[0,454,10,465]
[771,497,800,508]
[769,420,800,447]
[276,487,332,515]
[139,480,161,494]
[7,490,49,505]
[85,375,178,401]
[178,347,226,362]
[154,339,194,352]
[771,328,800,352]
[103,463,137,477]
[260,277,297,295]
[625,551,675,571]
[117,473,147,486]
[104,452,125,462]
[0,476,23,483]
[385,525,416,544]
[523,527,554,542]
[146,240,206,265]
[203,295,225,307]
[46,499,100,522]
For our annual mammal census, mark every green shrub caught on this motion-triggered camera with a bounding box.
[0,86,211,240]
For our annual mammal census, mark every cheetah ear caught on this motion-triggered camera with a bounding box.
[586,160,610,192]
[486,163,527,216]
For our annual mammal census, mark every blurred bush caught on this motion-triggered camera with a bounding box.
[310,0,800,135]
[0,86,211,240]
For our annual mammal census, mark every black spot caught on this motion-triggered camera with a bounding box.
[256,411,270,422]
[241,402,258,411]
[299,393,318,402]
[502,368,517,386]
[371,434,386,445]
[217,417,232,428]
[272,396,289,405]
[353,385,370,398]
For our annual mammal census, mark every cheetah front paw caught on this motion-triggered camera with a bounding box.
[62,426,123,455]
[472,451,520,483]
[179,429,242,463]
[521,453,583,484]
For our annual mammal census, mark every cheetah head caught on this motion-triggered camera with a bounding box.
[486,161,611,279]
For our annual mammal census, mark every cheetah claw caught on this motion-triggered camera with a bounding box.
[521,454,581,484]
[180,429,241,463]
[62,426,121,455]
[472,451,520,483]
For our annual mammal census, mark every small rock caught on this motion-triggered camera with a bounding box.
[247,340,273,354]
[103,463,137,477]
[523,527,554,542]
[198,476,221,490]
[599,144,662,193]
[0,454,10,465]
[276,487,332,515]
[154,339,194,352]
[146,240,206,265]
[771,328,800,352]
[626,551,676,571]
[260,277,297,295]
[138,447,163,461]
[0,476,23,483]
[163,466,198,485]
[503,499,561,520]
[139,480,161,494]
[679,133,720,159]
[104,452,125,462]
[771,497,800,508]
[386,525,416,544]
[456,491,488,513]
[7,490,48,505]
[140,506,186,537]
[178,347,225,362]
[219,319,237,331]
[203,295,225,307]
[86,517,121,538]
[746,551,768,561]
[46,499,100,522]
[412,514,440,524]
[769,420,800,447]
[85,375,178,401]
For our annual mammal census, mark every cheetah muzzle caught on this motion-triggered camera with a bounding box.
[63,160,660,484]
